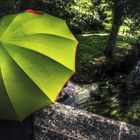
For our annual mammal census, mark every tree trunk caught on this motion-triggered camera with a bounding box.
[104,2,123,57]
[0,115,34,140]
[104,23,121,57]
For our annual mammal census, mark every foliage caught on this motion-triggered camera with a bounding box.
[93,0,112,31]
[73,33,138,83]
[42,0,103,34]
[1,0,140,124]
[0,0,104,33]
[102,0,140,57]
[0,0,21,17]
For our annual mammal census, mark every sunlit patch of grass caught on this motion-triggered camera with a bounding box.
[73,33,137,83]
[76,33,134,64]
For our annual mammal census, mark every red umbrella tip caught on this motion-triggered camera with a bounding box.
[25,9,44,15]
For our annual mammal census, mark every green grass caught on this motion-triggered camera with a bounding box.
[73,33,140,125]
[77,34,136,62]
[73,33,138,83]
[76,33,134,66]
[76,34,107,64]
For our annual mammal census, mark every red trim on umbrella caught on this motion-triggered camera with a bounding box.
[25,9,44,15]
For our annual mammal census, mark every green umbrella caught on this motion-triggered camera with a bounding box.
[0,10,78,121]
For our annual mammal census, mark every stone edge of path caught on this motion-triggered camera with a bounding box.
[34,103,140,140]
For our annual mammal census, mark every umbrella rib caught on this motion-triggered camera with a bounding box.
[2,46,53,102]
[5,42,75,73]
[10,33,77,42]
[7,31,76,43]
[0,52,20,121]
[0,14,18,39]
[3,45,75,103]
[3,17,75,41]
[1,14,43,39]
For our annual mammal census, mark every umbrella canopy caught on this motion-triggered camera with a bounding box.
[0,10,78,121]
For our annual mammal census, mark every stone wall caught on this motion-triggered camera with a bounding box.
[34,103,140,140]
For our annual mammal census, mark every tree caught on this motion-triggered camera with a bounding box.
[43,0,101,34]
[125,10,140,45]
[104,0,140,57]
[0,0,21,17]
[19,0,46,11]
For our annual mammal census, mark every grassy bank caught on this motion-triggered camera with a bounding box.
[73,33,139,83]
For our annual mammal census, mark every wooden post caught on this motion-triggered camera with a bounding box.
[0,115,34,140]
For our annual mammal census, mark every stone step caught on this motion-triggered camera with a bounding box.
[34,103,140,140]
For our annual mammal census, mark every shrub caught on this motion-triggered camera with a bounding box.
[43,0,103,34]
[0,0,104,34]
[0,0,21,17]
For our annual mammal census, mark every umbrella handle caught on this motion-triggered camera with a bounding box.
[25,9,44,15]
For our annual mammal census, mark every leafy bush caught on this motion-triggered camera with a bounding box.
[93,0,112,31]
[0,0,21,17]
[43,0,103,34]
[0,0,104,33]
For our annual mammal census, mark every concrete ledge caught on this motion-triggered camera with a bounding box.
[34,103,140,140]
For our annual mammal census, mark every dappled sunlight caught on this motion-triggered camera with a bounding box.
[90,56,106,64]
[80,33,109,37]
[76,34,135,64]
[1,1,140,139]
[74,33,139,86]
